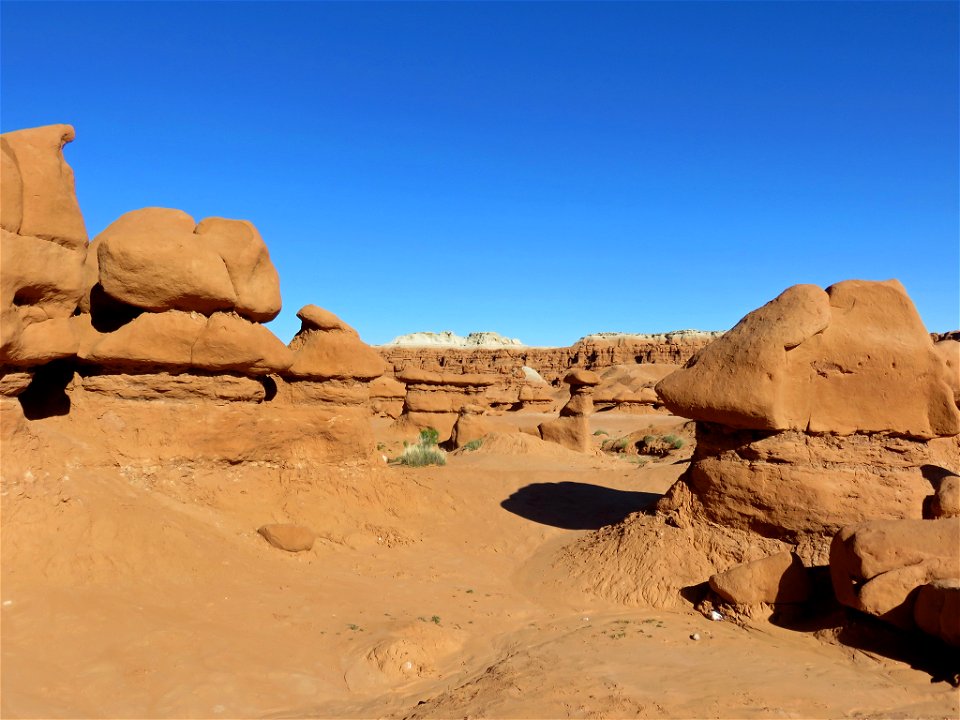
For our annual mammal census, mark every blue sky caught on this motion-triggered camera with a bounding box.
[2,1,957,345]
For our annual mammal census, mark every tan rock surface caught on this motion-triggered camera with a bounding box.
[191,312,292,374]
[450,405,494,449]
[79,372,268,402]
[379,333,715,385]
[666,425,938,561]
[94,208,238,315]
[79,310,205,370]
[286,305,385,380]
[913,579,960,646]
[194,217,282,322]
[830,519,960,628]
[934,339,960,406]
[258,524,316,552]
[709,551,811,605]
[0,125,87,250]
[0,229,85,323]
[656,281,960,438]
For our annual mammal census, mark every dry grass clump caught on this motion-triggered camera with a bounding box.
[395,427,447,467]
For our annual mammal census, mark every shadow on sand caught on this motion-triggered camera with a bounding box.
[501,481,660,530]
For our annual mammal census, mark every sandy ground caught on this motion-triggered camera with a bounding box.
[1,411,957,718]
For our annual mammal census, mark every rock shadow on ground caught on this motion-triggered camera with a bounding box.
[500,481,660,530]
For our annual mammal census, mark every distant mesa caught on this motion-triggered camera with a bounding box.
[579,330,724,344]
[383,331,525,348]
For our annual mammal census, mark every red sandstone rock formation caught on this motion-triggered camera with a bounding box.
[0,124,381,466]
[378,332,717,386]
[394,369,498,442]
[1,125,88,371]
[538,370,600,453]
[555,280,960,619]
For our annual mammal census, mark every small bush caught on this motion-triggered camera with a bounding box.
[398,443,447,467]
[419,427,440,446]
[612,436,630,451]
[462,438,484,451]
[641,435,657,446]
[593,429,609,436]
[662,434,685,449]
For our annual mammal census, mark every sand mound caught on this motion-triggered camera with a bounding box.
[469,431,589,460]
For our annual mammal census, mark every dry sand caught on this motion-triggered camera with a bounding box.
[1,412,957,718]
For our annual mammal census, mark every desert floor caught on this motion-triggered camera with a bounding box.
[1,411,957,719]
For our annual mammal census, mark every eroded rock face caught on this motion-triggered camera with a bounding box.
[652,280,960,565]
[369,375,406,418]
[1,125,89,368]
[709,552,811,605]
[830,519,960,630]
[286,305,385,380]
[85,208,281,322]
[656,281,959,439]
[394,369,497,442]
[450,404,493,449]
[538,370,599,453]
[258,524,316,552]
[1,125,87,250]
[554,280,960,613]
[914,580,960,647]
[593,364,677,413]
[379,333,715,386]
[657,424,938,561]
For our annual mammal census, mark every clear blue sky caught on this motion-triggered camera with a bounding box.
[2,1,957,345]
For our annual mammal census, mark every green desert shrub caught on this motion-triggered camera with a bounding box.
[397,442,447,467]
[462,438,484,452]
[419,427,440,446]
[662,434,685,449]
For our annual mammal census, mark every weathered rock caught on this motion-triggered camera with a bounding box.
[934,339,960,407]
[913,579,960,646]
[830,519,960,629]
[539,371,598,452]
[0,229,85,323]
[79,310,205,370]
[257,524,316,552]
[191,312,292,374]
[926,475,960,519]
[0,369,33,397]
[369,375,405,418]
[194,217,281,322]
[8,316,84,365]
[280,379,370,406]
[709,551,812,605]
[660,424,938,562]
[93,208,238,315]
[404,390,462,414]
[564,369,600,387]
[517,383,556,411]
[285,305,385,380]
[379,332,716,385]
[539,415,591,453]
[450,404,494,449]
[1,125,87,250]
[656,281,959,439]
[593,364,678,412]
[79,372,268,402]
